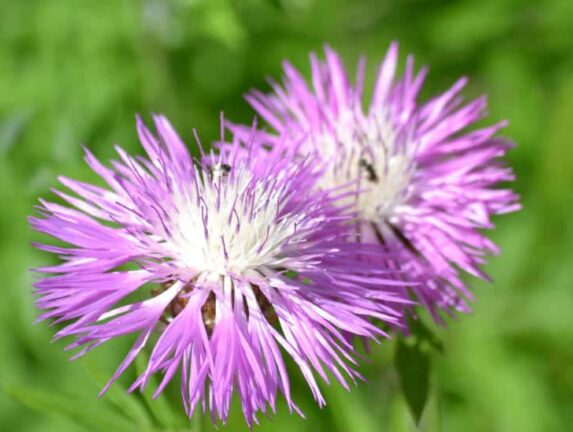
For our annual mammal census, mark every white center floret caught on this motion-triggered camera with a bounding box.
[311,109,414,222]
[164,167,305,277]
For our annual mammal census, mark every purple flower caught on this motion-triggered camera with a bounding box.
[30,115,407,425]
[236,43,521,322]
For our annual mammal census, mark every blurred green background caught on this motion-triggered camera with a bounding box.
[1,0,572,431]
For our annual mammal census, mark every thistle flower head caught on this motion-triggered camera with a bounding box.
[30,115,406,425]
[239,43,521,321]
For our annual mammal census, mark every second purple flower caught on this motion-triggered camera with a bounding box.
[236,43,521,322]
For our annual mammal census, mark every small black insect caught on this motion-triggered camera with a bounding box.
[359,158,378,182]
[208,163,232,178]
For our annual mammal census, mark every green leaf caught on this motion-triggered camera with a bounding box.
[3,385,134,431]
[394,338,430,425]
[134,352,187,429]
[407,316,445,353]
[82,359,154,429]
[322,378,378,432]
